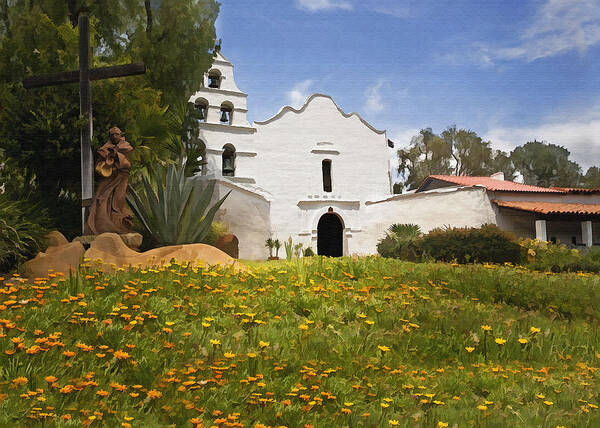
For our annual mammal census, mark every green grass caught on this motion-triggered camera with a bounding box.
[0,257,599,427]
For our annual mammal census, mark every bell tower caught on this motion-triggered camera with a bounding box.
[189,50,257,181]
[190,51,251,127]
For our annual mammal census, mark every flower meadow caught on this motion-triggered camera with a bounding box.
[0,257,599,427]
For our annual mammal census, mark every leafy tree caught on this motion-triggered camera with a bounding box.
[398,126,515,190]
[510,140,581,188]
[0,0,219,237]
[397,128,452,190]
[581,166,600,188]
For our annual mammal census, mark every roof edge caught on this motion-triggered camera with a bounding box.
[253,93,386,135]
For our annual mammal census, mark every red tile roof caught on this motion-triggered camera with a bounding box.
[418,175,564,193]
[493,200,600,215]
[551,187,600,194]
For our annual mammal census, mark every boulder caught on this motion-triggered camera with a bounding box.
[45,230,68,248]
[74,232,143,251]
[120,233,143,251]
[214,234,239,259]
[21,241,85,279]
[84,233,240,272]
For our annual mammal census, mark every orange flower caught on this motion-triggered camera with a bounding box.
[44,376,57,383]
[60,385,75,394]
[114,350,130,360]
[12,376,28,386]
[147,389,162,399]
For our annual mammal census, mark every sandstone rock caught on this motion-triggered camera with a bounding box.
[74,233,143,251]
[214,234,239,259]
[84,233,240,272]
[45,231,68,248]
[120,233,143,251]
[21,241,85,279]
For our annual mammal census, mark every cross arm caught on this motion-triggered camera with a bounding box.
[23,63,146,89]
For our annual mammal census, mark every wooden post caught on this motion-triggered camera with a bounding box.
[79,13,94,233]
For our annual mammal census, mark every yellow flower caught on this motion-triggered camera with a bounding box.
[259,341,270,348]
[481,325,492,332]
[477,405,488,411]
[224,352,236,359]
[12,376,28,386]
[147,389,162,399]
[518,338,528,344]
[530,326,541,334]
[544,401,553,406]
[381,402,390,408]
[114,350,130,360]
[344,402,354,407]
[389,420,400,426]
[210,339,221,346]
[495,338,507,345]
[378,345,391,352]
[299,324,309,331]
[438,422,449,428]
[536,393,545,399]
[465,347,475,353]
[202,322,211,328]
[365,320,375,325]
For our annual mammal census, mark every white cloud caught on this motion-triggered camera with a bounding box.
[448,0,600,66]
[287,80,314,108]
[485,104,600,169]
[364,79,386,113]
[296,0,353,12]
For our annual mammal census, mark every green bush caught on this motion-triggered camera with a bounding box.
[126,163,230,246]
[376,223,422,261]
[521,239,600,273]
[420,224,523,264]
[0,197,49,272]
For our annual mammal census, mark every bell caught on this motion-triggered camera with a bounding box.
[197,107,205,121]
[209,76,219,88]
[220,110,229,123]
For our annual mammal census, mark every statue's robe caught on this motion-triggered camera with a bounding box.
[84,138,134,235]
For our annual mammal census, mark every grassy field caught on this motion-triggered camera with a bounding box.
[0,257,599,427]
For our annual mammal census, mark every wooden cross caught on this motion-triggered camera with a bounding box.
[23,12,145,234]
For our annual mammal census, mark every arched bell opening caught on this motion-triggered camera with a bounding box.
[220,101,233,125]
[222,143,236,177]
[208,69,222,88]
[194,97,208,122]
[317,210,344,257]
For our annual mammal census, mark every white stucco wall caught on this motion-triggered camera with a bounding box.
[361,187,496,255]
[248,94,392,254]
[209,179,271,260]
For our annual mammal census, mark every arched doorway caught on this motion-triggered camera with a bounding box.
[317,213,343,257]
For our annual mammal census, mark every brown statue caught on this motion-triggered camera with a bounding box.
[84,126,134,235]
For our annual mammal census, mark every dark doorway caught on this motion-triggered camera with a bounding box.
[317,213,343,257]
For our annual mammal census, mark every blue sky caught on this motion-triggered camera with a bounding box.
[215,0,600,169]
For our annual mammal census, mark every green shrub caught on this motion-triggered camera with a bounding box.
[0,197,49,272]
[420,224,523,264]
[376,223,423,261]
[126,163,230,246]
[303,247,315,257]
[521,239,600,273]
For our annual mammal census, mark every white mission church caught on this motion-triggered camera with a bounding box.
[190,52,600,259]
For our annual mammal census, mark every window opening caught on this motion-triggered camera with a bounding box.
[322,159,332,192]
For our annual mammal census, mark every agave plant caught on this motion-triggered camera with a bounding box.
[126,163,230,246]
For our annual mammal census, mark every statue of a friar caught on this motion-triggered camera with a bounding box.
[84,126,134,235]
